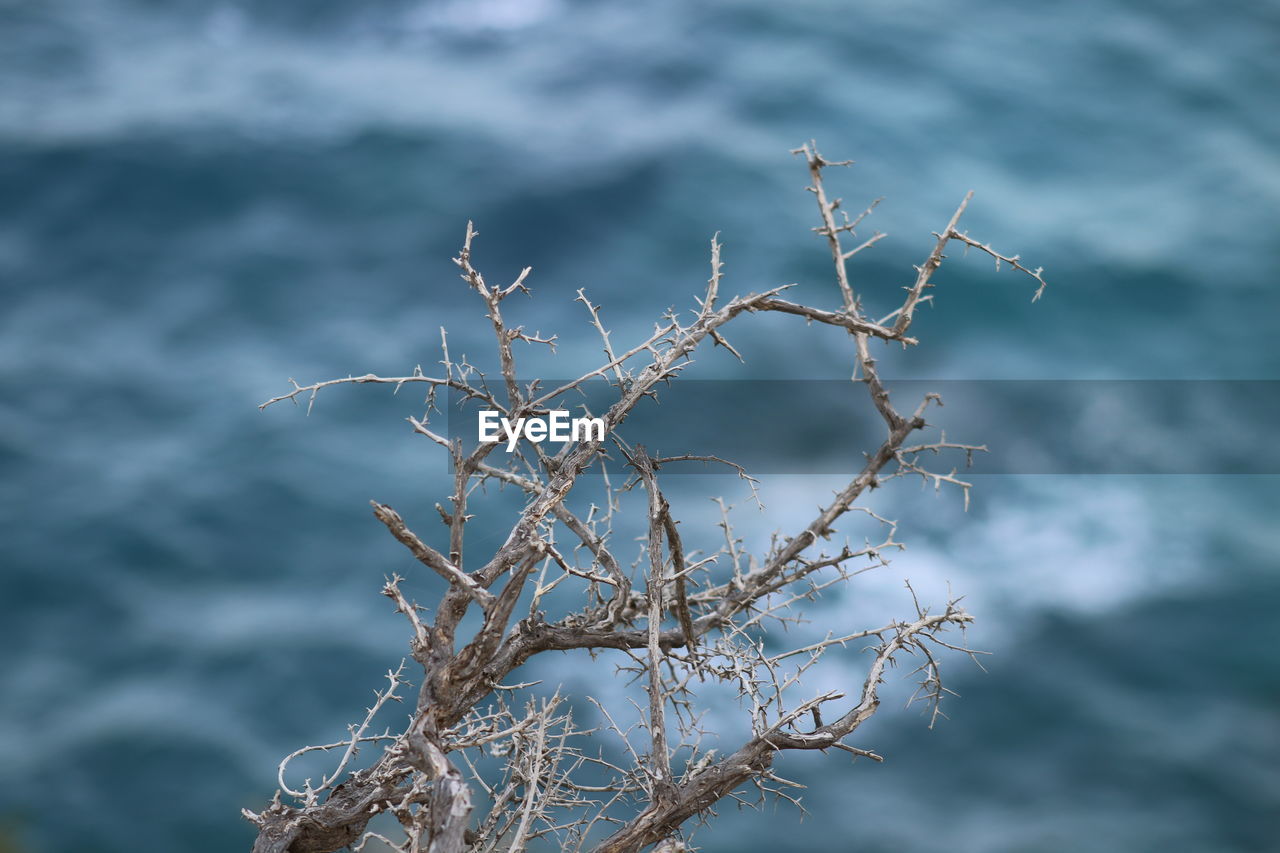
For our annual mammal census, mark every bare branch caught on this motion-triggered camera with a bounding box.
[250,142,1045,853]
[947,229,1050,301]
[371,501,494,610]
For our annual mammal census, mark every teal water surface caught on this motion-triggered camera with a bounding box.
[2,1,1278,850]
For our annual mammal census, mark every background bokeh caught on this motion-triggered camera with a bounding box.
[2,1,1278,850]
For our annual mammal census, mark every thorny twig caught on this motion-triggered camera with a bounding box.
[246,143,1045,853]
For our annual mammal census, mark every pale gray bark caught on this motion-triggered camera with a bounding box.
[245,142,1046,853]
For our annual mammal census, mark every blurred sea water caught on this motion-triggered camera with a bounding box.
[1,1,1278,851]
